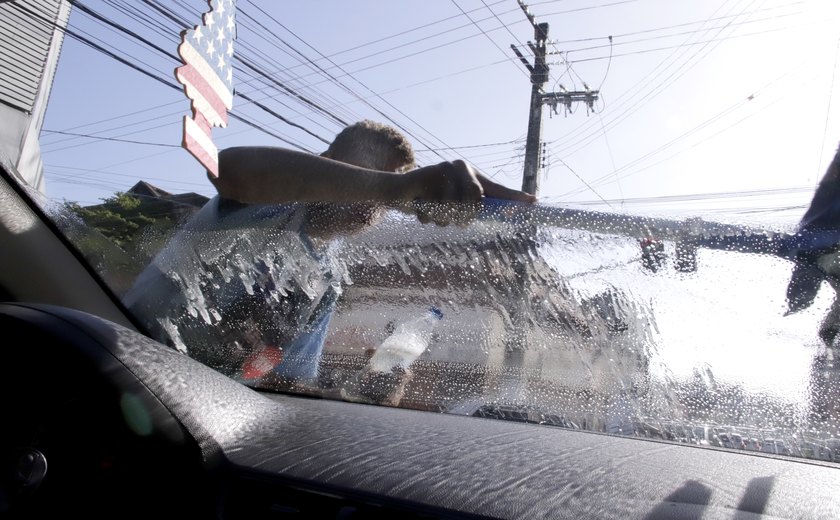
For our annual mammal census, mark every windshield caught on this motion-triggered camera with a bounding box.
[6,0,840,463]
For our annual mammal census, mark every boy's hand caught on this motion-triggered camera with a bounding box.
[473,171,537,204]
[401,161,535,226]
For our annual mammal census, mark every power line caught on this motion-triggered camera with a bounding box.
[276,0,515,78]
[552,9,801,55]
[140,4,462,164]
[548,0,749,154]
[559,43,821,200]
[46,2,520,179]
[529,0,647,18]
[416,138,524,152]
[816,32,840,182]
[451,0,528,79]
[42,1,530,156]
[231,13,362,126]
[331,0,509,58]
[48,163,211,189]
[546,1,804,44]
[44,0,802,156]
[549,185,817,206]
[41,6,334,156]
[11,1,313,152]
[42,129,180,147]
[245,2,460,164]
[569,24,811,63]
[547,0,766,167]
[137,0,347,138]
[277,7,527,87]
[558,74,819,201]
[556,157,614,208]
[139,0,347,132]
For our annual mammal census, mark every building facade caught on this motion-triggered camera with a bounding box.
[0,0,71,192]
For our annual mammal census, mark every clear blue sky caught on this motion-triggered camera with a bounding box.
[41,0,840,225]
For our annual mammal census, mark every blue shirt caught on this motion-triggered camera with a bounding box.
[123,196,344,383]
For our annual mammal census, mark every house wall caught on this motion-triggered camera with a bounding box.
[0,0,71,192]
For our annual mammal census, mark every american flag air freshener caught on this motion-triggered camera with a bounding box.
[175,0,236,178]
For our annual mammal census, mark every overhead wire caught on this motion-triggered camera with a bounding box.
[319,0,509,61]
[559,38,822,200]
[42,0,624,154]
[141,1,446,165]
[540,13,832,187]
[79,1,330,150]
[141,0,346,133]
[231,12,362,126]
[276,7,528,88]
[416,138,524,152]
[450,0,529,79]
[147,0,356,137]
[276,2,522,85]
[551,0,757,155]
[816,32,840,183]
[569,23,815,63]
[558,9,801,55]
[539,0,650,16]
[39,2,498,188]
[544,0,763,174]
[41,0,456,165]
[44,0,812,207]
[13,1,316,153]
[44,1,800,152]
[235,6,408,140]
[547,1,804,45]
[554,157,614,208]
[48,163,212,189]
[541,0,751,199]
[551,185,817,206]
[162,1,369,140]
[244,1,462,165]
[42,129,180,148]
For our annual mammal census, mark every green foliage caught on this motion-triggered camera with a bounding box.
[63,191,185,295]
[64,192,158,249]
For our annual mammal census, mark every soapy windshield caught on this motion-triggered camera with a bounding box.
[25,0,840,463]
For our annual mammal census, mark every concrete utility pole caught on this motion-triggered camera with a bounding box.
[492,3,603,400]
[512,3,600,196]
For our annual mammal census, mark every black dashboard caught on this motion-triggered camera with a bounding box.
[2,302,840,519]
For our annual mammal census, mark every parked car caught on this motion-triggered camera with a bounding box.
[763,439,792,456]
[730,433,748,450]
[693,425,713,446]
[825,438,840,462]
[744,438,763,452]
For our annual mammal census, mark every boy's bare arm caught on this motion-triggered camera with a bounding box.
[213,147,408,204]
[212,146,536,226]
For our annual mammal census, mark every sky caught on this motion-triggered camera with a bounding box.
[40,0,840,225]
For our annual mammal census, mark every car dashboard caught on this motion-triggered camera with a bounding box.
[2,300,840,519]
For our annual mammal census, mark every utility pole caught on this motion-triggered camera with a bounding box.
[512,2,599,196]
[491,3,603,403]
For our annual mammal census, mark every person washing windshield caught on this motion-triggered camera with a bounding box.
[785,142,840,346]
[123,120,535,393]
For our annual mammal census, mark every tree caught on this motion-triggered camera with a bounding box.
[64,192,159,250]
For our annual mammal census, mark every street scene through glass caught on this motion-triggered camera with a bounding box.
[5,0,840,465]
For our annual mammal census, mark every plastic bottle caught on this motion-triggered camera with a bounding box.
[368,307,443,373]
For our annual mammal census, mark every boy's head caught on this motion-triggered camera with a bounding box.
[307,121,417,237]
[322,120,416,173]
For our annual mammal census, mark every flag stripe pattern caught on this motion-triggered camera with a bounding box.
[175,0,236,177]
[183,114,218,175]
